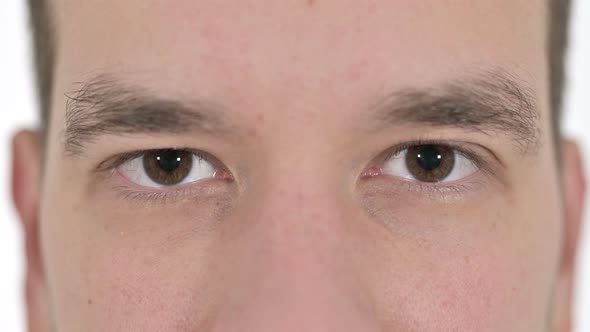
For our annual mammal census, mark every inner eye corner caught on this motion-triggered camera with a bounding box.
[360,166,384,179]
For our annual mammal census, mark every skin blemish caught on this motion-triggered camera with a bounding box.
[307,0,316,7]
[247,128,258,139]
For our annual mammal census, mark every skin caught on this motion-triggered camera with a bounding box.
[11,0,587,331]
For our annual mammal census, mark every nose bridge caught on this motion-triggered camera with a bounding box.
[246,143,349,257]
[214,195,380,332]
[238,117,362,282]
[210,141,381,331]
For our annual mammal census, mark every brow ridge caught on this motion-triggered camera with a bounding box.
[371,69,541,154]
[63,74,230,156]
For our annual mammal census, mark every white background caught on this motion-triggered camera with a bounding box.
[0,0,588,330]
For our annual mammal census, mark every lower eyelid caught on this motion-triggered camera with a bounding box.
[109,176,233,206]
[398,168,482,185]
[368,169,486,192]
[358,175,488,206]
[114,167,217,192]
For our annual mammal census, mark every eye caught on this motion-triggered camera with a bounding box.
[117,149,217,188]
[382,144,478,183]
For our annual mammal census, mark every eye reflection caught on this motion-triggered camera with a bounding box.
[143,150,194,185]
[382,144,478,183]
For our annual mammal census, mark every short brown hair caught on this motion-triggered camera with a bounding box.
[548,0,572,138]
[27,0,572,138]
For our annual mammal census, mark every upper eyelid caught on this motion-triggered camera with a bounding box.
[94,151,144,173]
[386,141,479,162]
[94,148,212,173]
[381,140,503,176]
[92,140,503,178]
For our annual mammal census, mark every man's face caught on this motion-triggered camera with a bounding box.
[14,0,587,331]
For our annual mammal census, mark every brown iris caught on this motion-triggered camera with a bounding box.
[405,145,455,182]
[142,149,193,186]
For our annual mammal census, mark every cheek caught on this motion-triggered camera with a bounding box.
[40,175,230,331]
[83,239,221,331]
[418,249,526,330]
[362,195,561,331]
[372,243,544,331]
[41,214,219,331]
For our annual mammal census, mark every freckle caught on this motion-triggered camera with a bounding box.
[87,299,93,305]
[296,192,304,205]
[463,255,470,264]
[256,113,265,122]
[247,128,258,138]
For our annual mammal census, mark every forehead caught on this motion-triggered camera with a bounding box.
[51,0,548,121]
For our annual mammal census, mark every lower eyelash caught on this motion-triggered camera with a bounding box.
[361,172,487,205]
[110,176,229,206]
[398,175,486,200]
[113,186,186,204]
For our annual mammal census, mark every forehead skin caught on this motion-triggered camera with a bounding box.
[51,0,549,113]
[40,0,562,331]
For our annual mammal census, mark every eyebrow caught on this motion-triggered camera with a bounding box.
[63,74,232,155]
[369,68,541,154]
[64,68,540,156]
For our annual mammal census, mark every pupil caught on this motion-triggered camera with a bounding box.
[157,150,183,173]
[415,145,442,171]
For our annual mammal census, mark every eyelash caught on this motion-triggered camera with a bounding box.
[95,148,213,173]
[386,139,489,171]
[95,148,231,204]
[371,139,499,190]
[95,140,498,204]
[111,183,217,205]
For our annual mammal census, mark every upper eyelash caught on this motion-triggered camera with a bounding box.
[94,148,211,173]
[382,139,501,179]
[96,148,226,204]
[388,140,485,166]
[95,141,498,190]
